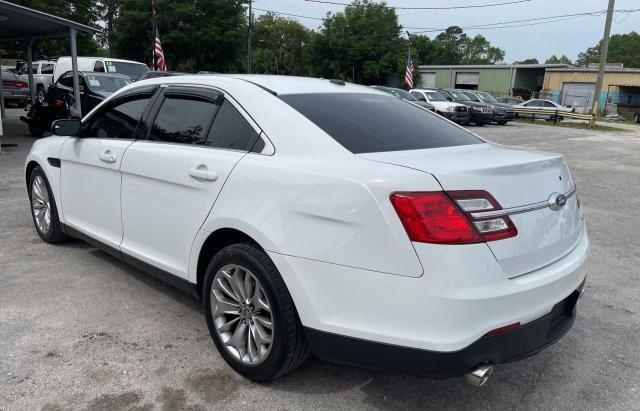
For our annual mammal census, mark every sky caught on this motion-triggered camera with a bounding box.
[252,0,640,63]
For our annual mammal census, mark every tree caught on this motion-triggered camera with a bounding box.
[545,55,573,65]
[514,58,539,64]
[111,0,246,72]
[418,26,504,65]
[311,0,403,84]
[576,32,640,68]
[251,13,314,76]
[461,34,504,64]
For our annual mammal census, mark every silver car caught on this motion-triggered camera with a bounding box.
[2,69,30,106]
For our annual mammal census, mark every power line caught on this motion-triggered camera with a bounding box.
[253,8,324,21]
[304,0,532,10]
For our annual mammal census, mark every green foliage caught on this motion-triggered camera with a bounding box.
[514,58,539,64]
[576,32,640,68]
[111,0,246,72]
[545,55,573,65]
[411,26,504,65]
[251,13,314,76]
[311,0,404,84]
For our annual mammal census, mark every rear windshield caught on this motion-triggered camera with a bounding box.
[280,93,482,154]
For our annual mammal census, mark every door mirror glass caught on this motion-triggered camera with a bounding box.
[51,119,81,136]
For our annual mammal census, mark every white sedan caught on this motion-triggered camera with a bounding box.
[26,75,588,385]
[515,99,575,120]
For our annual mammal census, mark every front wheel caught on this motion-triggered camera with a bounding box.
[498,120,508,126]
[28,121,46,137]
[29,166,68,243]
[204,243,309,382]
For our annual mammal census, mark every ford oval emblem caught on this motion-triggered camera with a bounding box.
[548,193,567,211]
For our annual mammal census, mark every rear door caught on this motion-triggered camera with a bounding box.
[59,87,156,249]
[119,86,262,278]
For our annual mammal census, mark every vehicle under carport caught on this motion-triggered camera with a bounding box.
[0,0,98,150]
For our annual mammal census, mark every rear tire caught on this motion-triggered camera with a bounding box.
[475,121,485,126]
[28,166,68,243]
[203,243,309,382]
[28,122,46,137]
[498,120,508,126]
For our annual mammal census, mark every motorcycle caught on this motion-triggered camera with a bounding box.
[20,88,76,137]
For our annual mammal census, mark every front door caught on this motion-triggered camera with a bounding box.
[59,91,155,249]
[120,86,262,278]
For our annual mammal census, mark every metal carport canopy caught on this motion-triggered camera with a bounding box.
[0,0,100,145]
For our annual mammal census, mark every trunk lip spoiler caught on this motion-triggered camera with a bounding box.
[470,186,576,220]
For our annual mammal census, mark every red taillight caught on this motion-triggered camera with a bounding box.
[390,190,517,245]
[2,80,28,88]
[51,100,64,108]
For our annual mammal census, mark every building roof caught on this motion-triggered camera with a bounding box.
[417,64,571,70]
[0,0,99,39]
[546,67,640,73]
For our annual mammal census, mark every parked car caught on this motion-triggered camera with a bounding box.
[371,85,436,111]
[136,71,189,81]
[16,59,57,96]
[497,96,524,105]
[26,75,588,385]
[438,88,493,126]
[2,69,30,107]
[515,99,574,121]
[410,88,470,124]
[461,90,516,125]
[53,57,149,82]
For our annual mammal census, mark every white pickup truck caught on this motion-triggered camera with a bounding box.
[17,60,56,97]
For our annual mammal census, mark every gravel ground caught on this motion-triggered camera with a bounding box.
[1,110,639,410]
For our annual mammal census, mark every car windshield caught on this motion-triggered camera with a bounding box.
[478,92,499,103]
[280,92,482,154]
[425,91,447,101]
[85,74,132,92]
[448,90,471,101]
[388,88,418,101]
[103,61,149,80]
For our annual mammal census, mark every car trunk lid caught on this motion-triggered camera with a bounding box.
[360,143,583,278]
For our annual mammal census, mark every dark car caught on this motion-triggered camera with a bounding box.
[371,86,436,112]
[48,71,132,116]
[438,89,493,126]
[462,90,516,126]
[136,71,189,81]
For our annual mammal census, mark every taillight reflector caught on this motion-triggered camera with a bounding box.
[483,322,521,337]
[390,190,517,245]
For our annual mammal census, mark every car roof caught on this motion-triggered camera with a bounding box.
[60,70,131,79]
[128,74,384,97]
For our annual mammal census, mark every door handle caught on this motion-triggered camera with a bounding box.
[188,165,218,181]
[98,150,116,163]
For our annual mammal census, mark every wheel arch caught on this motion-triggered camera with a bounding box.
[25,160,42,189]
[195,227,263,299]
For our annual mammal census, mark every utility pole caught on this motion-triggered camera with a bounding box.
[247,0,253,74]
[592,0,615,118]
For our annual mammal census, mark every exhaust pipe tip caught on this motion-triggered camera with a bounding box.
[465,363,494,387]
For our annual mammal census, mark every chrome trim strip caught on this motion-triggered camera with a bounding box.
[470,185,576,220]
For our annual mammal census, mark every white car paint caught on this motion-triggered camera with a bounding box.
[25,75,588,371]
[410,88,466,113]
[516,99,574,119]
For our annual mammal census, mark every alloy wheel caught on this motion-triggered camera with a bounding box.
[31,175,51,234]
[210,264,274,365]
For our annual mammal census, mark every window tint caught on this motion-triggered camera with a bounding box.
[544,101,556,108]
[205,100,259,151]
[83,96,151,139]
[280,93,482,154]
[94,61,105,72]
[149,96,217,145]
[41,64,54,74]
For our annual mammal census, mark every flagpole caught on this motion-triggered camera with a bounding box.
[151,0,157,71]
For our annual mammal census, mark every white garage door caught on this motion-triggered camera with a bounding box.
[419,72,436,88]
[561,82,596,114]
[455,72,480,87]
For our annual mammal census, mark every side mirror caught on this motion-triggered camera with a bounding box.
[51,119,81,136]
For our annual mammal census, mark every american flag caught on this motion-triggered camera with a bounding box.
[154,29,167,71]
[405,50,414,89]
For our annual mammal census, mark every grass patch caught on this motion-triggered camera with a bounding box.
[515,119,628,133]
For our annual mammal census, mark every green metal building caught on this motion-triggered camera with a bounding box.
[416,64,571,96]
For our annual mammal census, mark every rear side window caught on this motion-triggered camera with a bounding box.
[83,95,151,139]
[205,101,259,151]
[280,93,482,154]
[41,64,54,74]
[149,97,218,145]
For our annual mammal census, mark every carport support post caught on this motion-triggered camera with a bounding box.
[69,28,82,116]
[26,36,35,104]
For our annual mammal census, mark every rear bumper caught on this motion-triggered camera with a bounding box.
[305,280,584,378]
